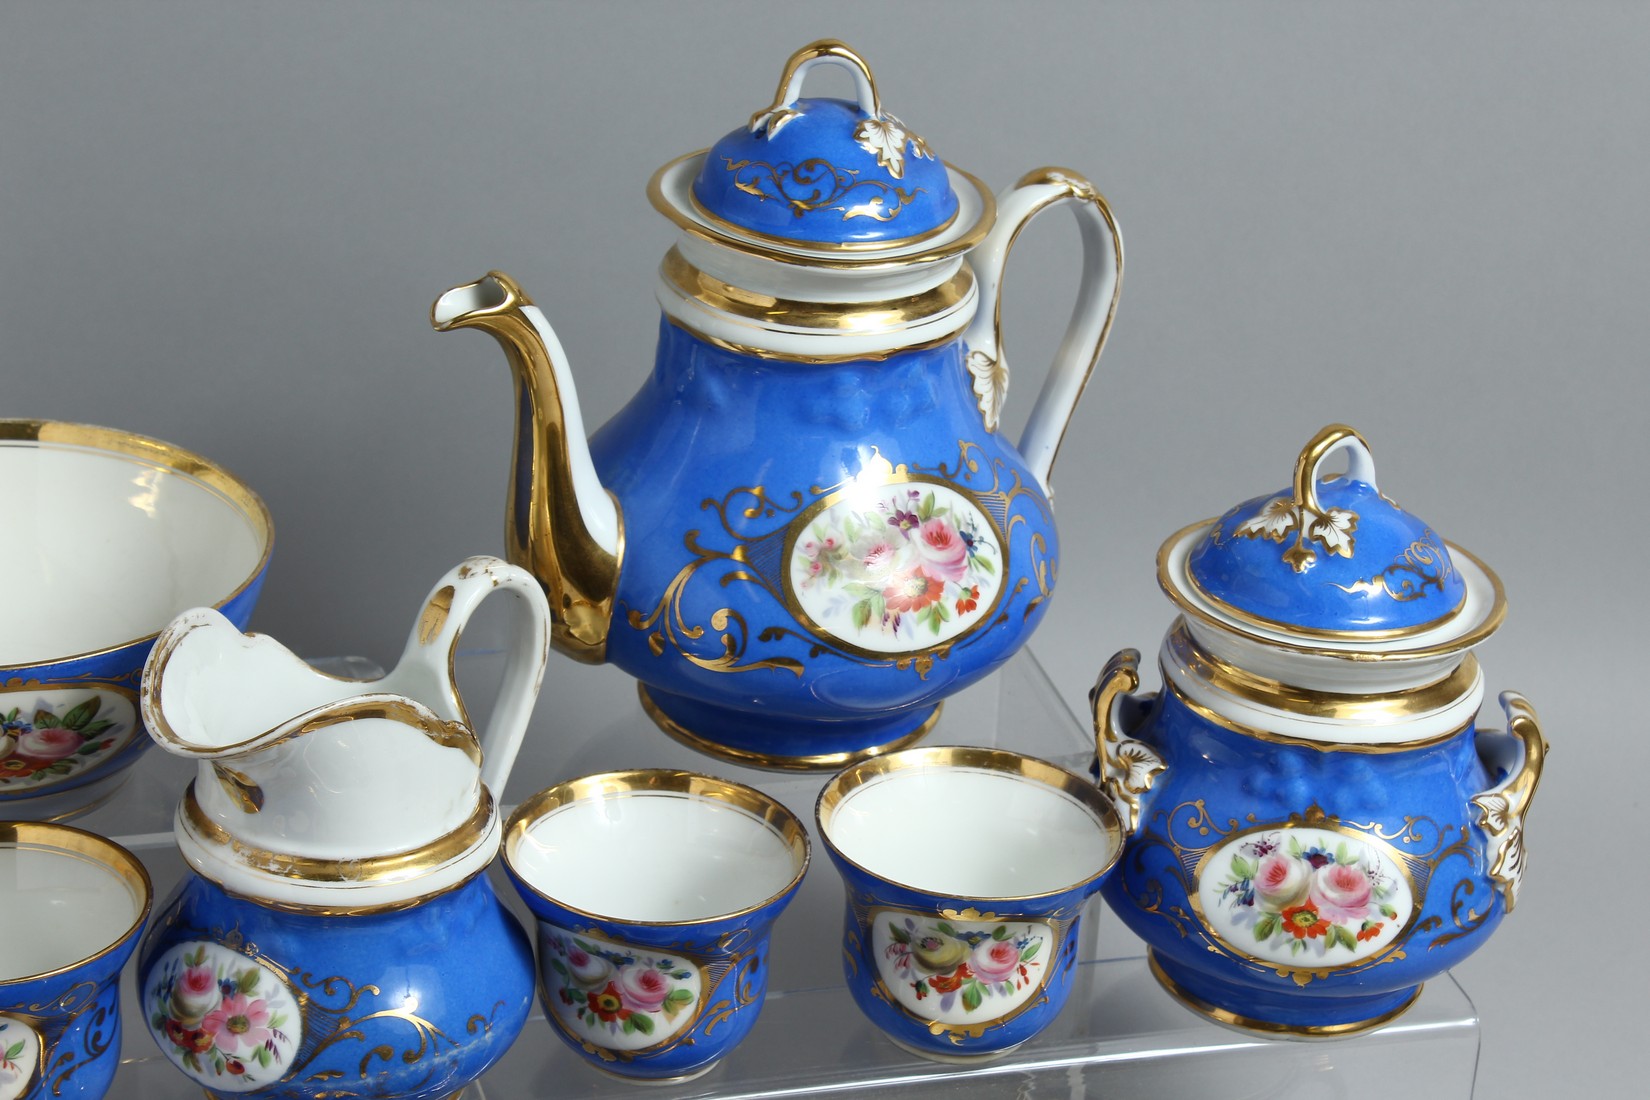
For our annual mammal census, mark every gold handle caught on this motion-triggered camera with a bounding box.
[757,39,883,125]
[963,168,1123,493]
[1291,423,1378,517]
[1470,691,1547,913]
[1089,648,1163,835]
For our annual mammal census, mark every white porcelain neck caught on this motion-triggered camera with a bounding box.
[657,234,977,361]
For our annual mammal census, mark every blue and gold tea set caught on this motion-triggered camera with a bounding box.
[0,39,1544,1098]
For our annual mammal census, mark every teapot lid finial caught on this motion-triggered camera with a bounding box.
[650,40,994,263]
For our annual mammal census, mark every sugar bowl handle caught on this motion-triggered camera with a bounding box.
[395,555,552,795]
[963,167,1123,494]
[1090,648,1165,836]
[1470,691,1547,914]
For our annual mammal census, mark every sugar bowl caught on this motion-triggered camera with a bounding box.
[1093,424,1545,1036]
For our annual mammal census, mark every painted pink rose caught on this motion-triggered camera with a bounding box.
[1309,862,1373,923]
[1253,853,1310,913]
[168,964,221,1025]
[565,944,613,989]
[970,939,1022,984]
[14,727,80,762]
[202,993,271,1054]
[915,518,969,582]
[859,540,903,579]
[615,964,671,1014]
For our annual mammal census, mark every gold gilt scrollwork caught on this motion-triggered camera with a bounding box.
[626,441,1053,679]
[1332,529,1455,604]
[723,156,927,224]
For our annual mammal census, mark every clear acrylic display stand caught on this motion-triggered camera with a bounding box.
[85,648,1481,1097]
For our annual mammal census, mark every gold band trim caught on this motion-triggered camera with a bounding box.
[662,314,968,365]
[0,822,152,985]
[816,746,1124,902]
[1166,622,1480,724]
[1147,951,1421,1038]
[1158,520,1507,661]
[182,781,494,883]
[661,247,974,332]
[503,769,810,928]
[649,152,998,270]
[1,419,273,672]
[1163,677,1473,754]
[640,685,940,771]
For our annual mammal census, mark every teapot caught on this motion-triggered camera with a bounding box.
[133,556,550,1098]
[433,40,1123,769]
[1089,426,1545,1036]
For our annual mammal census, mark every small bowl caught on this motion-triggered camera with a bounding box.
[502,770,808,1082]
[0,821,153,1099]
[0,421,272,819]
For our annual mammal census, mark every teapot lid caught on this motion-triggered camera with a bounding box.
[1158,425,1505,657]
[650,40,995,265]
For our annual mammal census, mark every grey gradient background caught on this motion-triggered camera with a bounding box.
[3,2,1643,1094]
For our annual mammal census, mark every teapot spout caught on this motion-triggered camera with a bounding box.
[433,272,621,663]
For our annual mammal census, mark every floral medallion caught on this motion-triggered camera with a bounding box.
[0,1017,39,1100]
[143,941,302,1091]
[870,911,1051,1028]
[788,480,1002,655]
[1196,825,1415,968]
[540,927,702,1053]
[0,685,137,792]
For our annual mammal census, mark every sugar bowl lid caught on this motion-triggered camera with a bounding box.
[649,40,995,265]
[1158,425,1505,658]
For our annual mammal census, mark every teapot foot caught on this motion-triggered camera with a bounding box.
[1147,950,1422,1040]
[639,685,940,772]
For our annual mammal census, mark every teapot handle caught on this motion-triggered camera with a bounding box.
[962,167,1124,495]
[1089,648,1165,836]
[394,555,552,796]
[1470,691,1547,914]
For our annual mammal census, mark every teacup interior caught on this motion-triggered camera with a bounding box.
[825,764,1115,897]
[0,434,267,665]
[510,790,804,922]
[0,838,145,980]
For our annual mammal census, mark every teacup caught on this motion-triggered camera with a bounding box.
[0,420,272,820]
[0,822,152,1099]
[816,746,1123,1061]
[502,770,809,1082]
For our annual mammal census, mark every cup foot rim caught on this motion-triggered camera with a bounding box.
[883,1034,1024,1065]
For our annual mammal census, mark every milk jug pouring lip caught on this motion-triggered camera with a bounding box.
[141,555,552,911]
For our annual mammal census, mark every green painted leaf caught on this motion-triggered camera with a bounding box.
[1381,905,1398,919]
[888,922,911,945]
[237,968,260,994]
[991,925,1010,941]
[1254,914,1279,941]
[77,740,106,756]
[1335,843,1352,866]
[975,556,995,574]
[622,1017,636,1035]
[1287,836,1303,857]
[852,600,873,631]
[253,1044,272,1067]
[550,958,570,977]
[663,988,694,1019]
[3,708,16,723]
[32,710,60,729]
[631,1011,655,1035]
[60,698,101,730]
[1230,856,1257,879]
[935,922,956,937]
[1019,940,1041,962]
[961,981,983,1012]
[81,720,114,737]
[672,970,691,980]
[5,1040,24,1060]
[1289,938,1302,956]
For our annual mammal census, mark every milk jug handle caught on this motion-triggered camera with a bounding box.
[1089,648,1165,837]
[396,556,552,795]
[962,167,1123,496]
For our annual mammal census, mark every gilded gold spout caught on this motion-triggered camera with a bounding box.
[433,272,622,664]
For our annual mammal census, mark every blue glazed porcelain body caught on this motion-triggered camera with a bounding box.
[589,320,1059,763]
[0,421,271,820]
[1092,426,1545,1036]
[0,825,150,1100]
[502,771,809,1082]
[434,40,1123,769]
[817,748,1122,1060]
[137,874,532,1099]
